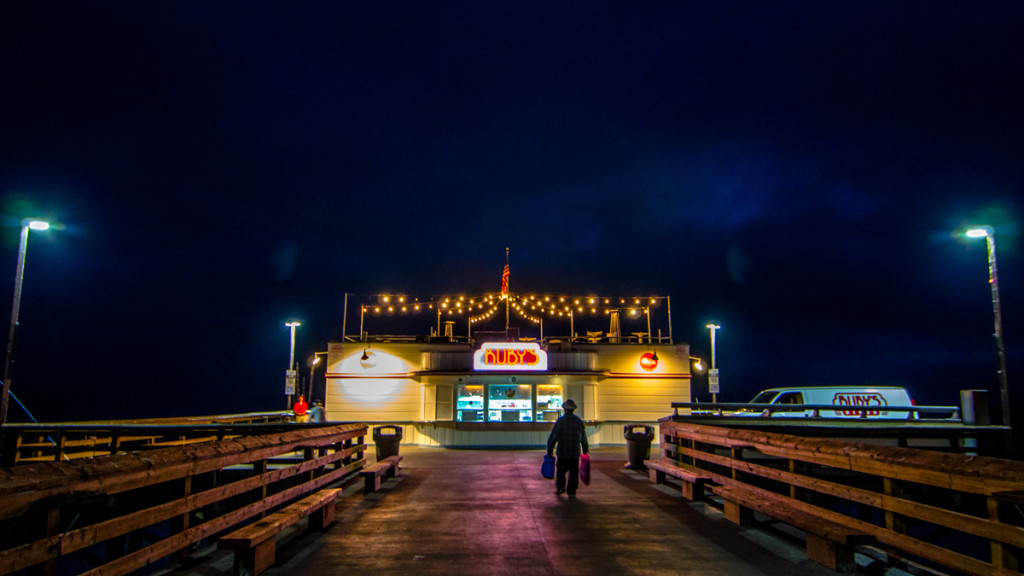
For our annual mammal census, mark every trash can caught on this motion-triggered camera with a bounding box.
[624,424,655,469]
[373,425,403,460]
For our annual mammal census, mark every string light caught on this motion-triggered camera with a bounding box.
[358,292,667,319]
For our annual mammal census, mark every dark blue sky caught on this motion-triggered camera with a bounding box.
[1,2,1022,425]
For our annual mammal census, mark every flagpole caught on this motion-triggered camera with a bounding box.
[504,247,510,335]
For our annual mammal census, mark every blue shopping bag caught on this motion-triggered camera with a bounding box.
[541,454,555,479]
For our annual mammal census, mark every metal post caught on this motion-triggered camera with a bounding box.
[967,226,1013,456]
[341,293,349,342]
[984,233,1012,433]
[1,220,50,465]
[0,224,30,430]
[0,224,32,441]
[666,295,673,344]
[288,325,298,374]
[707,324,720,403]
[285,322,300,410]
[310,354,323,404]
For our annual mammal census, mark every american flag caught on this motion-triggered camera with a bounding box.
[501,262,510,295]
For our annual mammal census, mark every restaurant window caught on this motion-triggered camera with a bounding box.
[488,384,532,422]
[456,384,484,422]
[536,384,564,422]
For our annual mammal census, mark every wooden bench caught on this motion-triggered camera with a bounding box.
[712,485,875,572]
[218,488,340,576]
[645,458,714,501]
[359,455,402,494]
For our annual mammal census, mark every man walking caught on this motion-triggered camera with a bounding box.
[546,399,589,499]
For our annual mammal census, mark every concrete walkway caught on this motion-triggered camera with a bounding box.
[169,447,843,576]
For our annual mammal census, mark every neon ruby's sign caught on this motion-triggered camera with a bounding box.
[473,342,549,371]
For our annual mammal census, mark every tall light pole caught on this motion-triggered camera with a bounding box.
[965,226,1011,438]
[706,324,721,403]
[0,219,52,464]
[285,321,301,410]
[1,219,51,426]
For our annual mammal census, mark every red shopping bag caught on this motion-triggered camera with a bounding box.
[579,453,591,485]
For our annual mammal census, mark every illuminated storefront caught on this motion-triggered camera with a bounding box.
[322,293,694,447]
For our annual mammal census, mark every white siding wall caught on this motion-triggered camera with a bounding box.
[325,377,422,422]
[596,377,690,421]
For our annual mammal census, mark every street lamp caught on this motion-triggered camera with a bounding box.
[1,219,51,430]
[309,351,327,403]
[965,226,1011,435]
[706,324,721,403]
[689,356,705,373]
[0,219,52,465]
[285,321,301,410]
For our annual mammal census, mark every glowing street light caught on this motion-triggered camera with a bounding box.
[965,226,1011,436]
[309,351,327,402]
[689,356,705,372]
[1,219,53,461]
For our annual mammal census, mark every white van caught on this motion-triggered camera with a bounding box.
[738,386,917,419]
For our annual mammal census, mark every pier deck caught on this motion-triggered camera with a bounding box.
[162,447,842,576]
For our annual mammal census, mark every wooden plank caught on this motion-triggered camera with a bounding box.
[646,459,711,483]
[707,476,1016,576]
[219,489,340,548]
[646,459,711,501]
[0,449,365,573]
[75,464,356,576]
[713,486,873,545]
[672,444,1024,550]
[659,422,1024,573]
[0,424,367,520]
[661,421,1024,494]
[360,457,401,494]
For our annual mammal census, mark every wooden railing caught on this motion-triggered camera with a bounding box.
[0,423,367,575]
[1,412,296,466]
[668,403,1010,457]
[658,419,1024,576]
[671,402,961,419]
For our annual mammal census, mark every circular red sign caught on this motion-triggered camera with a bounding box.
[640,352,658,371]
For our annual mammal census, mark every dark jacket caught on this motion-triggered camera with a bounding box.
[547,412,589,459]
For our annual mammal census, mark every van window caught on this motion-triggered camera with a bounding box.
[776,392,804,404]
[749,391,781,404]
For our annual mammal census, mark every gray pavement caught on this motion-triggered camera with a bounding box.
[169,447,844,576]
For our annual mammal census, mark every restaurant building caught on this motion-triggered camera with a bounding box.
[322,293,695,448]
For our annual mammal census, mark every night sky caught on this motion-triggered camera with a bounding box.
[2,3,1022,431]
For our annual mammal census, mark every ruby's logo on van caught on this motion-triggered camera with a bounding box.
[833,392,886,417]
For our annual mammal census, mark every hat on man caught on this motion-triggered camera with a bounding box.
[562,399,577,410]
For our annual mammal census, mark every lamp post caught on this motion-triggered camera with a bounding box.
[1,219,51,427]
[0,219,51,464]
[965,227,1011,438]
[309,351,327,403]
[706,324,721,403]
[285,321,301,410]
[689,356,705,403]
